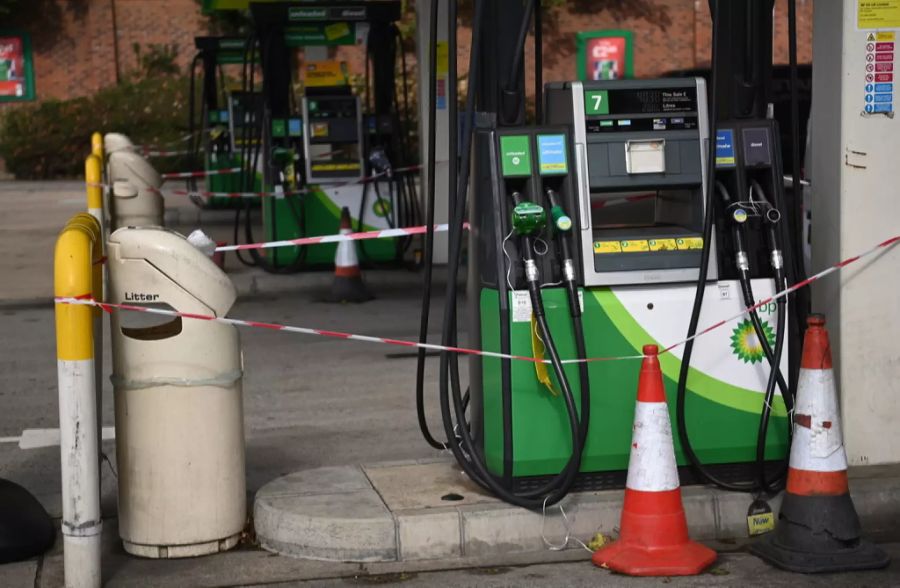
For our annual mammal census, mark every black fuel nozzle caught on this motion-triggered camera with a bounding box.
[368,146,393,179]
[717,182,753,276]
[749,180,784,273]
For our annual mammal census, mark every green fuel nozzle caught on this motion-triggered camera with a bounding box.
[511,199,546,236]
[543,188,572,232]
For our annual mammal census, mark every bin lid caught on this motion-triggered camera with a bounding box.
[104,132,135,155]
[109,227,236,316]
[108,151,162,189]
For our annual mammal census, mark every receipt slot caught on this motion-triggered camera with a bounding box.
[107,151,164,230]
[107,227,245,558]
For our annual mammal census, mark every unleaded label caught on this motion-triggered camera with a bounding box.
[499,135,532,177]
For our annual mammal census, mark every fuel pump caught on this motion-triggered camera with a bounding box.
[189,37,252,209]
[420,0,806,509]
[228,0,417,272]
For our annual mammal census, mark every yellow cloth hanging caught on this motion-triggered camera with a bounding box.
[531,313,559,396]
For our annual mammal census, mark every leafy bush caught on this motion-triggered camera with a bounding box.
[0,74,193,178]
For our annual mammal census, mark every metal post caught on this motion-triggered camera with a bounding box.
[416,0,450,263]
[54,214,103,588]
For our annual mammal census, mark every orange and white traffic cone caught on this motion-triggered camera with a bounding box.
[751,314,889,573]
[328,207,373,303]
[592,344,716,576]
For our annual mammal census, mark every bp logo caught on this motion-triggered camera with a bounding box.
[372,198,392,218]
[730,319,775,364]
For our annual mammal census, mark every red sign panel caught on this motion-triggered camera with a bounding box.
[876,73,894,82]
[586,37,627,81]
[876,62,894,72]
[876,42,895,52]
[0,36,28,98]
[875,52,893,61]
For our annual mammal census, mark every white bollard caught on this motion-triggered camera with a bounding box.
[55,217,104,587]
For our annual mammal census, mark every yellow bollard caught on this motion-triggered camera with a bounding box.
[55,214,103,588]
[67,213,104,452]
[91,132,103,161]
[85,155,104,235]
[84,157,107,449]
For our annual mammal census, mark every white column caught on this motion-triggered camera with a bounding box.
[810,0,900,466]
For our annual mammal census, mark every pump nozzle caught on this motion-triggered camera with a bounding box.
[511,199,546,236]
[544,188,572,232]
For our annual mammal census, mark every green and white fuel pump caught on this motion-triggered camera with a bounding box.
[420,0,805,510]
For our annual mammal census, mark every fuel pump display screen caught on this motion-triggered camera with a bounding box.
[585,87,698,116]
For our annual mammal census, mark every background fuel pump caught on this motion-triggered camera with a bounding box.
[220,1,419,272]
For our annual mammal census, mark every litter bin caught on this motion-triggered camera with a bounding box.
[108,151,163,230]
[107,226,245,558]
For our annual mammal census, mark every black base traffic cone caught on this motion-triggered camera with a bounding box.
[751,315,889,573]
[328,207,373,303]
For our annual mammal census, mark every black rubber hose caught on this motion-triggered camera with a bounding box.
[442,227,584,507]
[755,270,788,494]
[534,2,543,122]
[674,1,759,492]
[546,188,590,452]
[506,0,535,93]
[415,0,448,450]
[738,266,789,397]
[436,0,584,508]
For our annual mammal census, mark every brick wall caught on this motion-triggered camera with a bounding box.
[2,0,208,108]
[4,0,814,106]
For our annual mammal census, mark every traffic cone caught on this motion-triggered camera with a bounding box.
[592,345,716,576]
[751,314,889,573]
[328,207,373,303]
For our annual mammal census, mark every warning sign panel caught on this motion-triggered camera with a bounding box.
[858,0,900,29]
[863,25,896,113]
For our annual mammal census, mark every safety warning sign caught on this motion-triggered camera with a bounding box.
[864,30,895,113]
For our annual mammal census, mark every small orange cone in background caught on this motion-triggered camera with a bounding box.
[592,344,716,576]
[751,314,889,573]
[328,207,373,303]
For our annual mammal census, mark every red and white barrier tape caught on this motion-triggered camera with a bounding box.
[168,170,390,199]
[661,234,900,354]
[161,167,243,180]
[133,132,200,151]
[141,149,192,158]
[55,234,899,364]
[216,223,455,252]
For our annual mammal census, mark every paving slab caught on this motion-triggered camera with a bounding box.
[0,559,38,588]
[253,460,900,565]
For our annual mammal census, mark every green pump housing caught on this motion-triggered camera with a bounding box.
[469,78,789,490]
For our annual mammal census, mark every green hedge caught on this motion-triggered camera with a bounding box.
[0,75,193,179]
